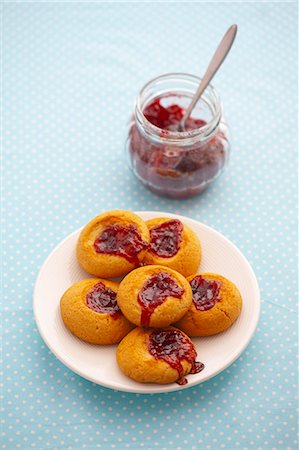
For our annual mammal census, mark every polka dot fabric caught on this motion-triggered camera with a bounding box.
[2,3,298,450]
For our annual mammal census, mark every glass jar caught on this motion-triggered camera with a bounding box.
[125,73,231,199]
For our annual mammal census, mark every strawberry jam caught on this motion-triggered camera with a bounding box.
[149,219,183,257]
[138,272,184,327]
[143,98,206,132]
[94,224,148,265]
[85,282,121,319]
[190,275,221,311]
[128,80,229,199]
[148,329,205,385]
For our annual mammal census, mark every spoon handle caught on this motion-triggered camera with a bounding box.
[180,24,238,131]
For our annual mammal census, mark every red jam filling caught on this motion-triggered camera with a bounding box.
[143,98,207,132]
[94,224,148,265]
[85,282,121,319]
[138,272,184,327]
[148,329,205,385]
[149,219,183,258]
[190,275,221,311]
[129,96,227,199]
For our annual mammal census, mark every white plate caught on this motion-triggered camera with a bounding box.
[33,211,260,394]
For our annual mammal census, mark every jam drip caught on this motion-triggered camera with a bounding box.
[138,272,184,327]
[144,98,206,132]
[94,224,148,265]
[190,275,221,311]
[85,282,121,319]
[149,219,183,258]
[148,329,205,385]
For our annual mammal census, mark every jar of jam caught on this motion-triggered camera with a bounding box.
[126,73,230,199]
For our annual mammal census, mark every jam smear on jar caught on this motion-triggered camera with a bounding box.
[94,224,148,265]
[138,272,184,327]
[143,98,206,132]
[148,329,205,385]
[190,275,221,311]
[85,282,121,319]
[149,219,183,258]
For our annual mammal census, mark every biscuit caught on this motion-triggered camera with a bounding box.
[175,273,242,336]
[116,326,204,384]
[60,278,133,344]
[143,218,201,277]
[117,265,192,327]
[76,210,150,278]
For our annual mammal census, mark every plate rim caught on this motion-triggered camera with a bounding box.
[33,211,261,394]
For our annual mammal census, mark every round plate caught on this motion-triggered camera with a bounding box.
[33,211,260,394]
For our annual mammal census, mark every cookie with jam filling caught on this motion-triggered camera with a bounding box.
[143,218,201,277]
[77,210,150,278]
[116,326,204,385]
[175,273,242,336]
[117,265,192,328]
[60,278,133,344]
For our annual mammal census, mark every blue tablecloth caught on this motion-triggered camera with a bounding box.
[2,3,298,449]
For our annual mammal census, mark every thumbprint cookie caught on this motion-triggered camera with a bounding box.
[143,218,201,277]
[117,265,192,327]
[76,210,150,278]
[116,326,204,385]
[60,278,133,344]
[175,273,242,336]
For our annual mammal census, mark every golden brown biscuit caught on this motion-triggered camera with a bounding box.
[116,326,204,385]
[60,278,133,344]
[76,210,150,278]
[143,218,201,277]
[117,265,192,327]
[175,273,242,336]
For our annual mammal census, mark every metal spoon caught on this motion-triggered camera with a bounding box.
[178,24,238,132]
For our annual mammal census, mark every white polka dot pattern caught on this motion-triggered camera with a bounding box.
[2,3,298,449]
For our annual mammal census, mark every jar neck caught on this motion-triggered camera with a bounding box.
[135,72,222,146]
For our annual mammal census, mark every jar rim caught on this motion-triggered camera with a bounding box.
[135,72,223,142]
